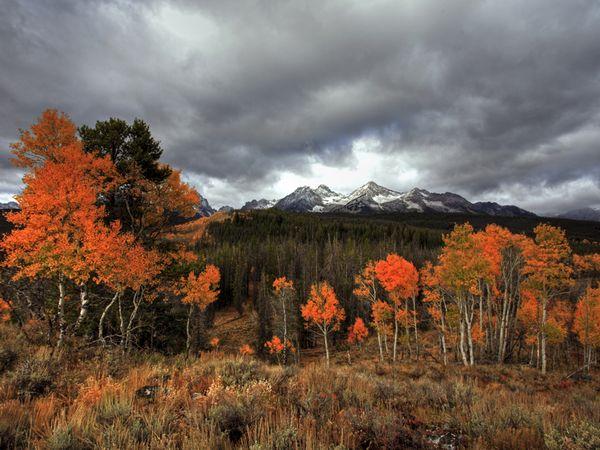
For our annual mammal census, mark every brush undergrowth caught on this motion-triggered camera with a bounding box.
[0,325,598,449]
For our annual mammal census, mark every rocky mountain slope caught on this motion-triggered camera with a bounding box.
[239,181,535,217]
[558,207,600,222]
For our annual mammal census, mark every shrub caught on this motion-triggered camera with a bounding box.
[218,358,266,388]
[12,356,55,400]
[208,400,255,441]
[0,400,29,449]
[0,349,17,375]
[343,407,420,448]
[46,425,84,450]
[545,420,600,450]
[97,396,131,423]
[271,426,299,450]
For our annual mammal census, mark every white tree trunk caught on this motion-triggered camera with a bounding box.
[56,277,66,350]
[99,291,120,344]
[323,329,330,367]
[73,285,89,332]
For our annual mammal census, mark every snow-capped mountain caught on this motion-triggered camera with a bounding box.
[218,205,234,213]
[267,181,535,217]
[0,201,19,210]
[189,181,536,218]
[241,198,277,211]
[558,207,600,222]
[273,185,345,212]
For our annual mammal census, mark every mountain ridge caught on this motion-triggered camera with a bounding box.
[237,181,537,218]
[557,207,600,222]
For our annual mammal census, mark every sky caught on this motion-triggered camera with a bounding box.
[1,0,599,214]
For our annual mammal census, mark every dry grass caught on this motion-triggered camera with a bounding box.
[0,323,598,449]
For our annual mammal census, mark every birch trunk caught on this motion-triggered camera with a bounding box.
[73,285,89,332]
[56,277,66,350]
[99,291,120,344]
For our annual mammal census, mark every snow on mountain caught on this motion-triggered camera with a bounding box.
[273,185,344,212]
[218,205,234,213]
[265,181,535,217]
[345,181,402,203]
[185,182,536,218]
[314,184,346,205]
[241,198,277,211]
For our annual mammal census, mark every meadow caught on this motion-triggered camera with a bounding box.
[1,321,599,450]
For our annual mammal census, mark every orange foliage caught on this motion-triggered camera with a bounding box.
[133,167,200,236]
[371,300,393,335]
[239,344,255,356]
[573,253,600,274]
[301,281,345,332]
[347,317,369,344]
[574,286,600,348]
[85,222,163,293]
[2,111,121,285]
[353,261,379,302]
[523,224,573,294]
[273,276,294,294]
[518,289,541,344]
[374,253,418,300]
[265,336,295,354]
[10,109,78,168]
[0,299,11,322]
[438,223,488,296]
[471,323,485,345]
[176,265,221,311]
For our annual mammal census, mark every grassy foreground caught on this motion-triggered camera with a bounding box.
[0,324,598,450]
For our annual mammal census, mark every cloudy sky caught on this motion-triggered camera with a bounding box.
[1,0,600,213]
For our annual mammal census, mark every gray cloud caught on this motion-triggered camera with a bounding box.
[1,0,599,212]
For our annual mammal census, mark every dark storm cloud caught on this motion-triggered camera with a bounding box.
[1,0,599,211]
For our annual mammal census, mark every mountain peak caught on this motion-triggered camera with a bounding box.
[347,181,401,202]
[207,181,535,218]
[363,181,381,189]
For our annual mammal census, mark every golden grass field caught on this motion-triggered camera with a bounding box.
[1,319,599,450]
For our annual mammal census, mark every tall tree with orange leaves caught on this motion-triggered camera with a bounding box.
[420,261,450,365]
[271,276,298,364]
[301,281,345,367]
[473,224,531,362]
[1,110,120,348]
[86,224,162,346]
[523,224,573,374]
[574,286,600,370]
[175,264,220,354]
[353,261,385,360]
[437,224,489,366]
[10,109,79,168]
[375,253,419,361]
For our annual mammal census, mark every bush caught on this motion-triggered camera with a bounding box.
[208,400,255,441]
[0,349,17,375]
[46,425,79,450]
[545,420,600,450]
[218,358,266,388]
[343,407,421,448]
[0,400,29,449]
[12,357,55,400]
[96,396,131,423]
[271,426,299,450]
